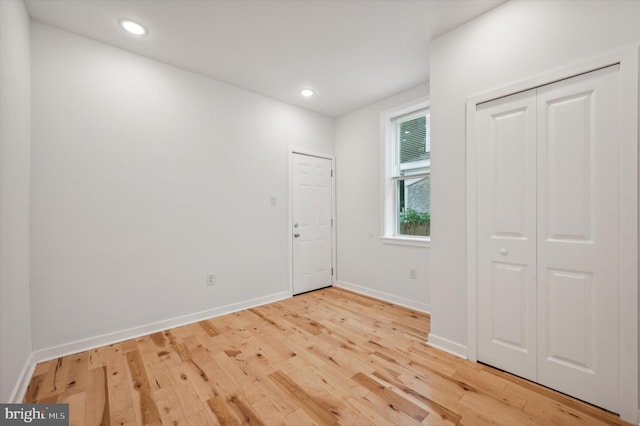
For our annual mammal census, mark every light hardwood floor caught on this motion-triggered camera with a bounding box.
[23,287,630,425]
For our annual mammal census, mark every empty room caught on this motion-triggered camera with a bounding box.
[1,0,639,424]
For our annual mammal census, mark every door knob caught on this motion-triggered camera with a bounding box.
[499,248,508,255]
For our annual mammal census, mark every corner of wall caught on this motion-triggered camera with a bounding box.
[7,353,37,403]
[334,280,430,313]
[425,334,468,359]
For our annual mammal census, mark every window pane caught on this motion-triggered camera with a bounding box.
[396,176,430,237]
[384,104,431,242]
[399,111,430,166]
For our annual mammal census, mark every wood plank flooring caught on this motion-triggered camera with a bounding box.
[23,287,630,425]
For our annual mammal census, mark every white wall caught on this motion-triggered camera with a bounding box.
[429,0,640,403]
[30,23,334,350]
[0,0,33,402]
[334,83,430,312]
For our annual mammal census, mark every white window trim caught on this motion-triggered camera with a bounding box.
[380,97,430,248]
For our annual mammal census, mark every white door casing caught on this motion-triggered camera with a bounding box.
[476,65,623,413]
[291,152,333,295]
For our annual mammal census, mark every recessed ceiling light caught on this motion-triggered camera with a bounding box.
[119,19,147,36]
[300,89,315,97]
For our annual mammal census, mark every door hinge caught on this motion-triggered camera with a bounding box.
[331,268,334,275]
[331,218,334,226]
[331,170,334,177]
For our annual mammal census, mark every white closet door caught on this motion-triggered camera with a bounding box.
[476,90,538,381]
[536,65,620,412]
[477,64,622,413]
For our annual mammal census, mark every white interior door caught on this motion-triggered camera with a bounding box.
[292,153,333,295]
[476,90,538,382]
[476,65,621,413]
[536,65,620,411]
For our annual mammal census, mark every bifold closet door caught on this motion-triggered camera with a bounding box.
[536,65,620,412]
[476,90,538,382]
[477,64,621,412]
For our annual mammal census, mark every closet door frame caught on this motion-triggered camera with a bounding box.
[466,47,638,423]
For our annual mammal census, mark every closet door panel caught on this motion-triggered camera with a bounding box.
[537,64,620,412]
[542,90,594,241]
[476,90,537,381]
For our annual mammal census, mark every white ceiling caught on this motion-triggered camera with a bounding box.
[25,0,505,117]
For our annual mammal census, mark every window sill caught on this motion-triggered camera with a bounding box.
[380,236,431,248]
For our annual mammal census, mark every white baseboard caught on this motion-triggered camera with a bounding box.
[8,352,37,403]
[15,291,291,401]
[426,334,468,359]
[334,280,430,313]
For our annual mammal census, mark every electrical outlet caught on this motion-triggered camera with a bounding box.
[207,273,216,286]
[410,268,417,279]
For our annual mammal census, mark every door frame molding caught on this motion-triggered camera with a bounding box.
[465,47,638,422]
[288,147,337,296]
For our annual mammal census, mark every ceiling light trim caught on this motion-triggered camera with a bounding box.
[119,19,147,36]
[300,89,315,97]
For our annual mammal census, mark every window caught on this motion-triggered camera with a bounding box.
[382,100,430,246]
